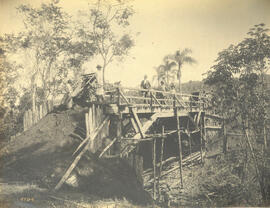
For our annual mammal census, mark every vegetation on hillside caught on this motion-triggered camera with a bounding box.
[0,0,135,140]
[204,23,270,205]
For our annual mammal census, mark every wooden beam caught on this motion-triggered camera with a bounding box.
[175,107,183,188]
[175,96,187,108]
[119,90,130,104]
[130,117,139,133]
[151,93,161,106]
[99,137,118,158]
[197,111,202,126]
[205,113,223,120]
[130,107,145,139]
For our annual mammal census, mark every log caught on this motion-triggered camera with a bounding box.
[55,139,91,190]
[55,117,109,190]
[72,116,109,156]
[99,137,118,158]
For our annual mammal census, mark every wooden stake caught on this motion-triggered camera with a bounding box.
[157,126,165,198]
[200,115,204,164]
[174,107,183,188]
[152,137,157,200]
[203,114,207,152]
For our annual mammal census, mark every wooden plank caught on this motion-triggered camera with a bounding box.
[205,126,222,130]
[99,137,118,158]
[85,113,89,137]
[205,113,223,120]
[72,116,109,156]
[130,107,145,138]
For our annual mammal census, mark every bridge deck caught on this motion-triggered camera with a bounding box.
[103,87,209,114]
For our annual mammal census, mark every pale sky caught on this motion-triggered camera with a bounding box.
[1,0,270,87]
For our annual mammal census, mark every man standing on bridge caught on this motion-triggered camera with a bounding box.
[140,75,151,103]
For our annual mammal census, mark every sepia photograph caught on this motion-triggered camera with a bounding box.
[0,0,270,207]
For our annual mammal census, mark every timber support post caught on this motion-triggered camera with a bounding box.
[152,137,157,200]
[174,107,183,188]
[200,114,204,164]
[157,125,165,199]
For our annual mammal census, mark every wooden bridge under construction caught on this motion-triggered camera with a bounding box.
[55,85,224,200]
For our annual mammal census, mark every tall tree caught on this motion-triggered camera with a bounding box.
[155,56,176,87]
[205,23,270,205]
[14,2,76,112]
[77,0,134,88]
[169,48,197,93]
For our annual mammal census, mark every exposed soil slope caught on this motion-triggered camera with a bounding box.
[0,106,152,206]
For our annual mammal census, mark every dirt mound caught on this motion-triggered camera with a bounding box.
[0,107,152,206]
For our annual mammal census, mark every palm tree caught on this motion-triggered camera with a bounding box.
[169,49,197,93]
[155,56,176,87]
[152,66,166,87]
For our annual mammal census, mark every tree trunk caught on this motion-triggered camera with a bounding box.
[178,64,182,93]
[102,63,106,90]
[242,119,266,204]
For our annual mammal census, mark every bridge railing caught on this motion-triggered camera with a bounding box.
[104,87,209,110]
